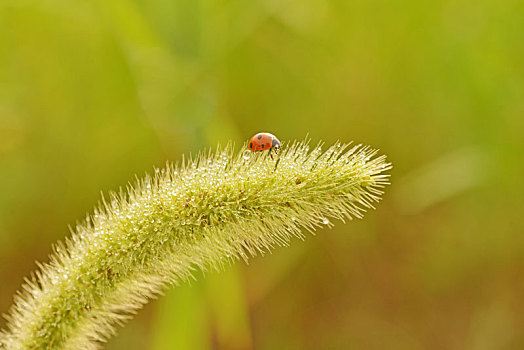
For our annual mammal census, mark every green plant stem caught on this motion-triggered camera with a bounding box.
[0,141,391,349]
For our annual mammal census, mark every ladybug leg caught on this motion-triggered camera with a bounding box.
[274,155,281,171]
[271,147,283,170]
[269,146,279,160]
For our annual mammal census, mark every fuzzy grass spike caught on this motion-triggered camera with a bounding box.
[0,140,391,349]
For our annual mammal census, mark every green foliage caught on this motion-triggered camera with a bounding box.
[0,141,390,349]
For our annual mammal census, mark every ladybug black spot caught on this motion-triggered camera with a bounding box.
[261,144,265,148]
[258,135,262,140]
[250,142,253,148]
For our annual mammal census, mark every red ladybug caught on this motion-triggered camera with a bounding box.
[248,132,281,152]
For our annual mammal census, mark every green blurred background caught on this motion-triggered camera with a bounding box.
[1,0,523,348]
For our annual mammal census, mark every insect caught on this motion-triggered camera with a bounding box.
[248,132,281,152]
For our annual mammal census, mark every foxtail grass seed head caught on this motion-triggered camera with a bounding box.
[0,140,391,349]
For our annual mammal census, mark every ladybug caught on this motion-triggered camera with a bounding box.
[248,132,281,152]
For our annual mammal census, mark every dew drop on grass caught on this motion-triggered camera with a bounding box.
[242,150,251,160]
[322,218,330,225]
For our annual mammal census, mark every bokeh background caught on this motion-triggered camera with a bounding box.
[1,0,523,349]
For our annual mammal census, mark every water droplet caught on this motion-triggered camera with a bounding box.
[322,218,330,225]
[242,150,251,160]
